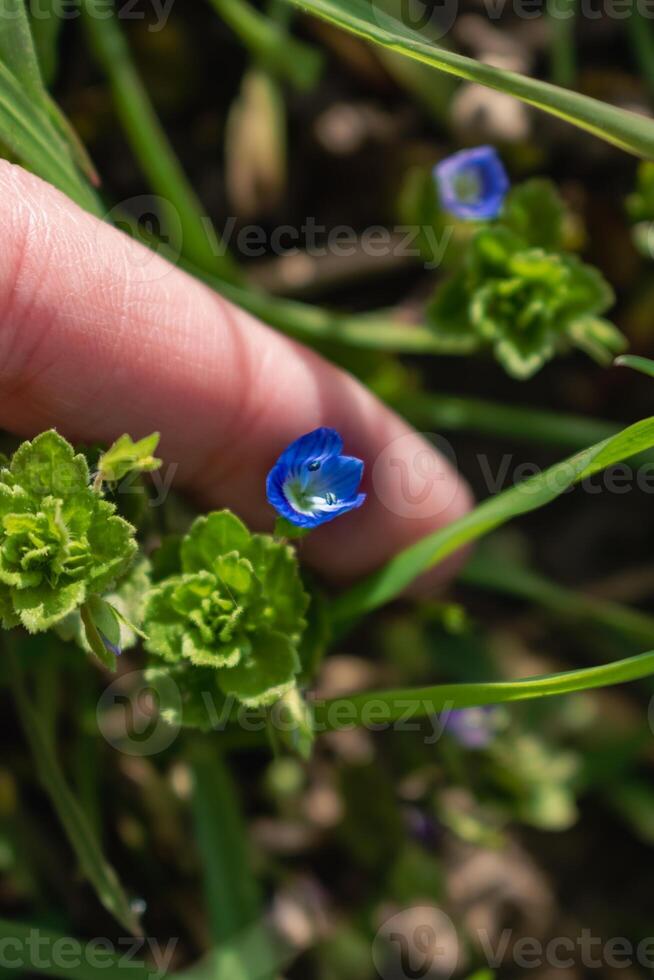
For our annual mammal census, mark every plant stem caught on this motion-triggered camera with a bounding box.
[207,0,322,89]
[461,551,654,646]
[393,390,620,450]
[547,0,577,88]
[81,0,240,282]
[313,649,654,731]
[6,640,140,935]
[626,4,654,103]
[207,275,460,353]
[189,741,261,944]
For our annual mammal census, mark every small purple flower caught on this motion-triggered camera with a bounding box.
[444,706,498,749]
[266,427,366,529]
[434,146,509,221]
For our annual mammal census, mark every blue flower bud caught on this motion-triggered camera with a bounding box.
[434,145,509,220]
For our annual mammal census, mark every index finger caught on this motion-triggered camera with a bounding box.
[0,162,472,583]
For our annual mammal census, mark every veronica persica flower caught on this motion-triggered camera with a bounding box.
[434,146,509,221]
[266,427,366,529]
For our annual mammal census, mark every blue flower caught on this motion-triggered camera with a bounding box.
[434,146,509,220]
[266,427,366,529]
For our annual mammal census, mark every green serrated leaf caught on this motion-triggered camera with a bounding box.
[182,626,244,669]
[14,578,87,633]
[10,429,89,500]
[426,273,480,354]
[215,553,255,594]
[97,432,162,484]
[181,511,251,573]
[218,630,299,707]
[0,431,138,633]
[249,534,309,637]
[145,511,308,707]
[143,577,189,663]
[501,178,567,250]
[87,507,137,593]
[566,316,627,365]
[494,333,554,380]
[274,515,311,539]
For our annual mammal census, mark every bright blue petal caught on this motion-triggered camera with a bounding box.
[266,428,366,528]
[307,455,364,502]
[311,492,366,524]
[276,427,343,476]
[434,146,509,221]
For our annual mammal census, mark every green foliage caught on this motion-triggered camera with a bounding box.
[626,160,654,223]
[0,0,100,212]
[616,353,654,378]
[625,161,654,257]
[282,0,654,158]
[56,556,151,670]
[500,178,566,250]
[143,510,309,708]
[427,189,625,378]
[96,432,162,484]
[331,415,654,626]
[0,431,136,634]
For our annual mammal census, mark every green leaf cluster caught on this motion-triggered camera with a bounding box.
[626,161,654,223]
[626,161,654,258]
[143,510,309,707]
[97,432,162,484]
[427,181,625,378]
[0,431,137,633]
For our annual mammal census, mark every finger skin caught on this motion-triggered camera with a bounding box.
[0,161,472,582]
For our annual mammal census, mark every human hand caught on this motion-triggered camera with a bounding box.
[0,161,471,584]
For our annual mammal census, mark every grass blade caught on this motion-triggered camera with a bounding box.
[314,649,654,730]
[461,550,654,646]
[284,0,654,157]
[330,416,654,628]
[189,742,261,944]
[616,354,654,378]
[81,0,240,281]
[208,0,322,90]
[0,920,156,980]
[7,644,140,936]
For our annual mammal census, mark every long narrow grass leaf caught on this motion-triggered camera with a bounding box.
[284,0,654,157]
[330,416,654,628]
[314,650,654,730]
